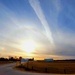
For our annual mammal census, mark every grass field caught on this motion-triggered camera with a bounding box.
[17,61,75,74]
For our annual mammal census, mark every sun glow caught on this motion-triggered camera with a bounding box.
[21,40,36,53]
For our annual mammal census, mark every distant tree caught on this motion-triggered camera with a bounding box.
[0,57,8,61]
[19,56,22,64]
[9,56,16,61]
[19,56,22,61]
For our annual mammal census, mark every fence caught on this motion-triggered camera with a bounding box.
[16,61,75,74]
[23,66,75,74]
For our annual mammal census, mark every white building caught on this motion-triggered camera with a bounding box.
[44,58,54,62]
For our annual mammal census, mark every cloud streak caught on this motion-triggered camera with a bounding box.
[29,0,54,45]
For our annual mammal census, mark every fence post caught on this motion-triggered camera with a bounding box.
[26,61,29,70]
[64,69,66,74]
[45,68,47,73]
[32,66,33,70]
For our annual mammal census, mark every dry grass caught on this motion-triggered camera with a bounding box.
[21,61,75,74]
[0,61,13,65]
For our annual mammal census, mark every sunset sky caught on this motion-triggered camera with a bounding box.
[0,0,75,60]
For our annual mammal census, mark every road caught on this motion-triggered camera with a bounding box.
[0,63,74,75]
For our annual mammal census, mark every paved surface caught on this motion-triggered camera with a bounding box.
[0,63,74,75]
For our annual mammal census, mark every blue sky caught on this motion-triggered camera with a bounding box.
[0,0,75,60]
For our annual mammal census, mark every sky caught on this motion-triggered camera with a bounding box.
[0,0,75,60]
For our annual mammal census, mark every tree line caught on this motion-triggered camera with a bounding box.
[0,56,22,62]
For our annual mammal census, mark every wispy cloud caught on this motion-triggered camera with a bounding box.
[29,0,54,45]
